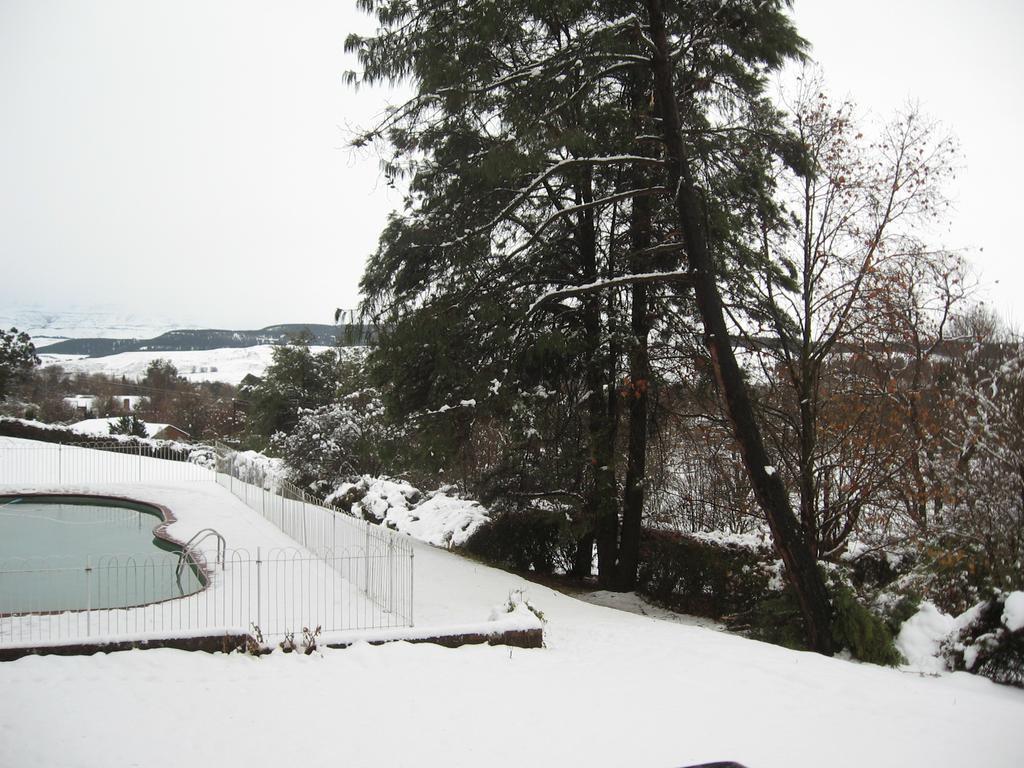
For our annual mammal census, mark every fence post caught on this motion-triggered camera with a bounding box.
[85,555,92,637]
[58,443,62,484]
[410,549,415,627]
[364,522,370,594]
[387,539,395,614]
[256,546,262,632]
[138,443,142,482]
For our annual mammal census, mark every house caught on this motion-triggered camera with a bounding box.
[63,394,97,416]
[62,394,147,417]
[150,424,190,441]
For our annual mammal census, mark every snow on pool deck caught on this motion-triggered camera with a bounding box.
[0,436,532,645]
[0,478,395,644]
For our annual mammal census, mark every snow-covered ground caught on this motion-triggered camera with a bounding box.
[1,439,1023,766]
[39,345,336,385]
[2,537,1023,767]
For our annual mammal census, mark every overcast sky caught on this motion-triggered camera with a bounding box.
[1,0,1021,329]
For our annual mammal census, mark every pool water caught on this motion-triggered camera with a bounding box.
[0,495,205,614]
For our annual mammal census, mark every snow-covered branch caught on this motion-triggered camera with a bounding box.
[527,268,693,315]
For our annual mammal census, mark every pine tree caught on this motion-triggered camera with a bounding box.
[349,0,838,650]
[0,327,40,400]
[109,414,148,438]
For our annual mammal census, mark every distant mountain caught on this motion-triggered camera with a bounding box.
[41,324,372,357]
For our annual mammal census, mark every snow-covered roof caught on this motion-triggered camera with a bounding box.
[69,417,173,439]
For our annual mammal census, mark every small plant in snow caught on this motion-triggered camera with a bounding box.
[502,588,545,623]
[279,630,297,653]
[244,623,265,656]
[302,625,322,655]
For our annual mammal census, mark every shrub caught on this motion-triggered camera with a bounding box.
[636,529,776,618]
[273,388,403,485]
[830,584,904,666]
[901,535,1022,617]
[732,589,809,651]
[731,569,908,663]
[944,593,1024,688]
[461,507,574,575]
[848,550,901,591]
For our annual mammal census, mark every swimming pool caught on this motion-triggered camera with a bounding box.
[0,494,205,614]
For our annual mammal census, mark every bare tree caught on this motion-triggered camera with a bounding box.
[751,79,960,558]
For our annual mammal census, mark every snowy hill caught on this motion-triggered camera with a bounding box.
[0,305,197,343]
[39,345,347,385]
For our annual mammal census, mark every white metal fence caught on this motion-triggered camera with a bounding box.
[0,441,213,485]
[0,439,415,647]
[213,442,414,628]
[1,545,411,646]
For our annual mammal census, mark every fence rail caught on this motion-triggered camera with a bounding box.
[0,439,415,647]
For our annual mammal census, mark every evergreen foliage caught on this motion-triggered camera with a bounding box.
[735,589,809,652]
[245,342,350,447]
[272,387,403,486]
[0,327,39,400]
[109,414,148,438]
[829,584,904,666]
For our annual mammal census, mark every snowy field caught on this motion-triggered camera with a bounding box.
[1,439,1023,766]
[39,344,337,385]
[0,306,193,343]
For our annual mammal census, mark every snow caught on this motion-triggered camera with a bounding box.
[395,493,490,548]
[39,344,338,385]
[896,601,956,674]
[332,477,491,548]
[1,441,1023,766]
[1002,591,1024,632]
[2,539,1023,767]
[684,528,773,551]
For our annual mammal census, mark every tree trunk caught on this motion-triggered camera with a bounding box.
[644,0,834,654]
[572,529,595,579]
[578,166,620,588]
[616,78,655,591]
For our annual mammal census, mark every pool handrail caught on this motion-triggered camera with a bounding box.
[177,527,226,574]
